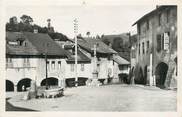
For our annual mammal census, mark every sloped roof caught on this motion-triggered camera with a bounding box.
[23,32,68,57]
[77,38,117,54]
[132,6,176,26]
[6,44,38,55]
[6,32,25,41]
[113,54,130,65]
[6,32,39,55]
[6,32,68,57]
[56,42,90,62]
[118,52,130,62]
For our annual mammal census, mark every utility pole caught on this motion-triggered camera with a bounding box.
[45,43,48,89]
[74,18,78,87]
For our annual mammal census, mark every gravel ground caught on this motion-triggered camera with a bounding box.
[6,84,177,111]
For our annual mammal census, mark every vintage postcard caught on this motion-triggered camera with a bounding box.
[0,0,181,117]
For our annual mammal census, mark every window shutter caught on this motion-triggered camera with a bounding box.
[164,32,170,50]
[157,34,161,52]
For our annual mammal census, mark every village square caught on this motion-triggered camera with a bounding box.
[5,5,177,111]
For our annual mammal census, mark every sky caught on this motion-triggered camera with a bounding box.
[5,4,156,38]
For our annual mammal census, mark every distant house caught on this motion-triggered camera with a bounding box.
[73,37,118,84]
[112,54,130,83]
[56,41,92,87]
[6,32,69,92]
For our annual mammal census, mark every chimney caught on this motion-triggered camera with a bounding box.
[33,28,38,33]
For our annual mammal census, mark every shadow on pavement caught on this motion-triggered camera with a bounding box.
[6,98,38,111]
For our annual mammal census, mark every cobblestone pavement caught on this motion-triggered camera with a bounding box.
[6,84,177,111]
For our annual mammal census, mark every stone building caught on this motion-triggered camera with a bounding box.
[132,5,177,88]
[6,32,68,91]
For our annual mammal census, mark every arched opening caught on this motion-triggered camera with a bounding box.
[174,57,177,76]
[17,78,31,92]
[144,65,148,85]
[40,77,58,86]
[6,80,14,91]
[134,67,144,84]
[65,78,75,87]
[78,77,88,86]
[118,73,129,84]
[155,62,168,88]
[65,77,89,87]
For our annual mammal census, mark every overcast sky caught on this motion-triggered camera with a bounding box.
[6,4,156,38]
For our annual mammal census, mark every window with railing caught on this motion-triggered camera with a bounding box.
[146,41,150,53]
[142,42,145,54]
[23,58,30,67]
[81,64,84,71]
[58,61,61,70]
[158,13,162,26]
[6,58,13,67]
[71,64,74,72]
[138,44,140,55]
[51,61,55,70]
[47,61,50,71]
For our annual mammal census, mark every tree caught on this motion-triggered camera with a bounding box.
[112,37,124,51]
[86,31,90,37]
[20,15,33,25]
[96,34,100,39]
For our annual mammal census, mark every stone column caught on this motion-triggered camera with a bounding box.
[149,53,153,86]
[14,85,17,92]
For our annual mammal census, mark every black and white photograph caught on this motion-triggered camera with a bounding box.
[1,0,181,114]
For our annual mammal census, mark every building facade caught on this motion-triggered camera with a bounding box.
[132,6,177,88]
[6,32,68,91]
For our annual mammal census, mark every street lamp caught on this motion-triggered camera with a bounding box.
[74,18,78,87]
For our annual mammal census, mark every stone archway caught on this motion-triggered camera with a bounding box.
[65,78,75,87]
[6,80,14,91]
[17,78,32,92]
[134,66,144,84]
[40,77,58,86]
[155,62,168,88]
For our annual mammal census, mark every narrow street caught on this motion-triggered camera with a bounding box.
[6,84,176,111]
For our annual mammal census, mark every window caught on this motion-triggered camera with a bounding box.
[7,58,12,63]
[164,32,170,50]
[157,34,164,52]
[47,61,50,71]
[138,44,140,54]
[24,42,27,47]
[23,58,30,67]
[58,61,61,69]
[81,64,84,71]
[142,42,145,54]
[6,58,13,67]
[138,24,141,35]
[158,13,162,26]
[18,40,23,46]
[146,19,149,30]
[147,41,149,53]
[119,65,128,71]
[166,9,170,23]
[97,64,100,72]
[71,64,74,72]
[51,61,55,69]
[24,58,29,63]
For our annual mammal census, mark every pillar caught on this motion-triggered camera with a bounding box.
[149,53,154,86]
[14,85,17,92]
